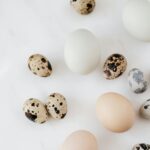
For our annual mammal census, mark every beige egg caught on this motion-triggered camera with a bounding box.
[61,130,98,150]
[96,92,135,133]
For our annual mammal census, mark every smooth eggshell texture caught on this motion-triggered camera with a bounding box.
[64,29,100,75]
[123,0,150,42]
[61,130,98,150]
[96,92,135,133]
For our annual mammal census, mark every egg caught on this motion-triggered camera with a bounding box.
[140,99,150,120]
[46,93,67,119]
[123,0,150,42]
[23,98,49,124]
[70,0,95,15]
[64,29,100,75]
[61,130,98,150]
[96,92,135,133]
[103,54,127,80]
[28,54,52,77]
[132,143,150,150]
[128,68,148,94]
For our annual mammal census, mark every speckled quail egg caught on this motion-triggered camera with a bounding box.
[23,98,49,124]
[128,68,148,94]
[103,54,127,80]
[28,54,52,77]
[140,99,150,120]
[70,0,95,15]
[46,93,67,119]
[132,143,150,150]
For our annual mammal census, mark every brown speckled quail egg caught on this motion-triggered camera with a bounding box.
[132,143,150,150]
[140,99,150,120]
[23,98,49,124]
[103,53,127,80]
[70,0,95,15]
[46,93,67,119]
[28,54,52,77]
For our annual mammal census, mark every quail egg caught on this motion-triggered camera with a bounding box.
[140,99,150,120]
[47,93,67,119]
[28,54,52,77]
[103,54,127,80]
[23,98,49,124]
[128,68,148,94]
[70,0,95,15]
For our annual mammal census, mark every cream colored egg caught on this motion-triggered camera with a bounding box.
[96,92,135,133]
[61,130,98,150]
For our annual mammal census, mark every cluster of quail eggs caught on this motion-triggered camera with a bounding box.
[24,54,68,124]
[23,93,67,124]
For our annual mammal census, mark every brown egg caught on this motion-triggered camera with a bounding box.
[61,130,98,150]
[96,92,135,133]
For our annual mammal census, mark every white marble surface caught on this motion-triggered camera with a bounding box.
[0,0,150,149]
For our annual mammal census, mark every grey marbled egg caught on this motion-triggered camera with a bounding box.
[132,143,150,150]
[70,0,95,15]
[23,98,49,124]
[140,99,150,120]
[128,68,148,94]
[103,53,127,80]
[28,54,52,77]
[47,93,67,119]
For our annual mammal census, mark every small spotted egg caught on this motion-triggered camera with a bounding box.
[46,93,67,119]
[23,98,49,124]
[70,0,95,15]
[140,99,150,120]
[28,54,52,77]
[103,54,127,80]
[132,143,150,150]
[128,68,148,94]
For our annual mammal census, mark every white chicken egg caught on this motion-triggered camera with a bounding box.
[64,29,100,75]
[123,0,150,42]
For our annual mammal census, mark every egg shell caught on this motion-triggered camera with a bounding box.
[23,98,48,124]
[46,93,67,119]
[96,92,135,133]
[61,130,98,150]
[64,29,100,75]
[123,0,150,42]
[28,54,52,77]
[103,54,127,80]
[128,68,148,94]
[140,99,150,120]
[70,0,95,15]
[132,143,150,150]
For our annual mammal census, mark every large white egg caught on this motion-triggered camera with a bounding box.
[64,29,100,74]
[123,0,150,42]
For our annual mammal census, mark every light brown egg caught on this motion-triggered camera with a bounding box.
[96,92,135,133]
[61,130,98,150]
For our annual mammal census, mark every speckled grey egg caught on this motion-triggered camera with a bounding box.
[128,68,148,94]
[28,54,52,77]
[132,143,150,150]
[47,93,67,119]
[140,99,150,120]
[103,54,127,80]
[70,0,95,15]
[23,98,49,124]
